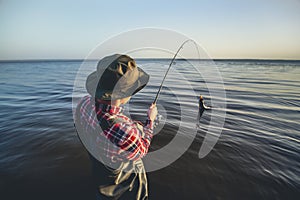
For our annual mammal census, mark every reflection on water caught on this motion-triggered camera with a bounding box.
[0,60,299,199]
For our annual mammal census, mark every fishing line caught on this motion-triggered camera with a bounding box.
[153,39,201,104]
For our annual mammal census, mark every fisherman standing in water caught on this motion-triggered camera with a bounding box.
[75,54,157,199]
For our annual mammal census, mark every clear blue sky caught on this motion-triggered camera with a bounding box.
[0,0,300,60]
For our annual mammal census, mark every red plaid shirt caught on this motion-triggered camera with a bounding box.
[76,95,154,162]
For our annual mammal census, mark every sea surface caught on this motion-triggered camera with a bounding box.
[0,59,299,200]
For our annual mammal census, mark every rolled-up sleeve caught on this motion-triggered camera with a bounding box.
[108,120,154,161]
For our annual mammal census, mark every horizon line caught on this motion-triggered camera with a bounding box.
[0,58,300,63]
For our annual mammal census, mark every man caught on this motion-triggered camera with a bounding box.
[75,54,157,199]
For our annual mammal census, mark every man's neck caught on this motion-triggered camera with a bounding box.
[96,99,122,107]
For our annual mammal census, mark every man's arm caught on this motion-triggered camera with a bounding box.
[106,104,157,160]
[116,121,154,160]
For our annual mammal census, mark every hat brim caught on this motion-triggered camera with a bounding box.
[86,67,149,100]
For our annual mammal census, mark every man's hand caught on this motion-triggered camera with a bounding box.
[147,103,158,121]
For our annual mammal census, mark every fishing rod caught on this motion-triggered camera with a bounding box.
[152,39,211,125]
[153,39,196,104]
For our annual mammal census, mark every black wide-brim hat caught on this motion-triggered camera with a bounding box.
[86,54,149,100]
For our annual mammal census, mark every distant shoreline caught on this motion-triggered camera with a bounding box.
[0,58,300,63]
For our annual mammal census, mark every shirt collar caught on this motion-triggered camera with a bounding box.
[95,98,123,115]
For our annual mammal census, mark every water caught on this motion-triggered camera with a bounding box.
[0,60,299,199]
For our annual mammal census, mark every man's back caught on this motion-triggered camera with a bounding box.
[75,95,151,199]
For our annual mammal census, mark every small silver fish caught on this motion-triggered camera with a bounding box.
[197,95,211,121]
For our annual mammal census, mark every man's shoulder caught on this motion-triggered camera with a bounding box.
[75,95,93,118]
[76,95,92,109]
[103,114,130,125]
[79,95,91,104]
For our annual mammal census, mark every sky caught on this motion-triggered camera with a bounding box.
[0,0,300,60]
